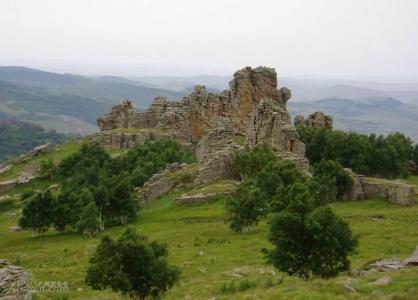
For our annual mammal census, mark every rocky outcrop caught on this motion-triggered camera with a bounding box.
[137,163,184,202]
[343,169,416,205]
[0,259,31,300]
[342,169,366,201]
[101,66,309,200]
[358,246,418,275]
[247,99,309,170]
[294,112,333,129]
[97,67,307,165]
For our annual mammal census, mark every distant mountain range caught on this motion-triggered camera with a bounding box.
[133,74,418,104]
[288,97,418,142]
[0,66,185,134]
[0,66,417,140]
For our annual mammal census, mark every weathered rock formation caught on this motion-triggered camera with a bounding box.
[247,100,309,169]
[294,112,333,129]
[357,246,418,275]
[100,66,308,200]
[137,163,183,202]
[97,66,307,169]
[343,168,416,206]
[0,259,31,300]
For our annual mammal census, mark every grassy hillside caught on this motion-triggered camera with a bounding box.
[1,176,418,299]
[0,141,82,182]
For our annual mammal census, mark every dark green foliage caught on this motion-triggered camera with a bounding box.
[52,139,195,233]
[57,143,110,178]
[265,185,358,280]
[313,160,353,200]
[227,146,310,232]
[225,181,266,233]
[297,126,414,178]
[412,145,418,170]
[18,191,55,237]
[0,120,66,161]
[229,146,358,279]
[86,228,180,300]
[39,159,56,180]
[77,202,100,237]
[233,145,276,179]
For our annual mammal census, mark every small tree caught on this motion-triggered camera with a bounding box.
[233,145,276,180]
[86,228,180,299]
[225,181,266,233]
[93,185,109,230]
[265,185,358,280]
[313,160,353,200]
[108,177,137,225]
[77,202,100,237]
[39,159,56,180]
[18,191,55,237]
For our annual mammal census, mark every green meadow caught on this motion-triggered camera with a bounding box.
[1,178,418,299]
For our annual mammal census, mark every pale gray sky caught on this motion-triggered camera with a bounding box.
[1,0,418,80]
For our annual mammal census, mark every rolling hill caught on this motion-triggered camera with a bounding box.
[0,67,186,135]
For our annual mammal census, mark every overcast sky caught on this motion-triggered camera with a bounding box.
[1,0,418,80]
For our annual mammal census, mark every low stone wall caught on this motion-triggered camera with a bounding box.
[363,179,416,206]
[0,176,37,195]
[343,169,416,206]
[0,180,17,194]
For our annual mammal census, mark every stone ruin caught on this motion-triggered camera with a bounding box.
[97,66,416,206]
[98,66,308,202]
[294,111,333,129]
[343,169,416,206]
[98,66,308,168]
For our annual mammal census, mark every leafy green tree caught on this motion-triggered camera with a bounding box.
[297,126,414,178]
[233,145,277,180]
[77,202,100,237]
[313,160,353,200]
[53,186,83,232]
[39,159,56,180]
[93,185,109,230]
[412,144,418,174]
[18,191,55,237]
[108,176,137,225]
[86,228,180,300]
[265,185,358,280]
[226,181,267,233]
[53,139,195,232]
